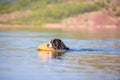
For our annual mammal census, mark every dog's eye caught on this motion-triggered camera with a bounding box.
[47,43,52,48]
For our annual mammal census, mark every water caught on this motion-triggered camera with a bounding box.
[0,30,120,80]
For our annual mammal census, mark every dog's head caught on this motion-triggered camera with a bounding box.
[47,39,69,50]
[38,39,69,51]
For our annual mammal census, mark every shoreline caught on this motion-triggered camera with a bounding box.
[0,24,119,32]
[0,10,120,32]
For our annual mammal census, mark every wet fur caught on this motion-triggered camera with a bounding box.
[50,39,69,50]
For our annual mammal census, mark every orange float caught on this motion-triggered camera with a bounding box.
[38,43,55,51]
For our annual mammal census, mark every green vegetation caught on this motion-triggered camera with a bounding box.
[0,0,105,24]
[16,2,100,24]
[115,11,120,17]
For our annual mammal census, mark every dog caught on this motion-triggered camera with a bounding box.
[38,38,69,51]
[49,38,69,50]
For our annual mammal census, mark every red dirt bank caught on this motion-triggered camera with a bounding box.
[42,11,120,31]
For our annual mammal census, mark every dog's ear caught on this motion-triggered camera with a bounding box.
[59,40,69,50]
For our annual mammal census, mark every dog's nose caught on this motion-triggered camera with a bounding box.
[47,43,52,48]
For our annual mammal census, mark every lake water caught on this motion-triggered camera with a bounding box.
[0,29,120,80]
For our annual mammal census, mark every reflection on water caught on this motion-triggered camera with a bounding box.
[0,31,120,80]
[38,50,64,62]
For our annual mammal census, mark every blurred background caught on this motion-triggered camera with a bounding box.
[0,0,120,31]
[0,0,120,80]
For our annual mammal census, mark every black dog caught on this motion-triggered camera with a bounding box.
[47,39,69,50]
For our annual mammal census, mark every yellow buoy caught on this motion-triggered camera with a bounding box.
[38,43,55,51]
